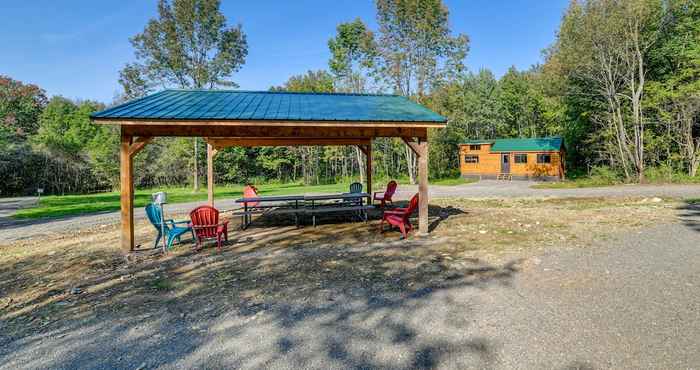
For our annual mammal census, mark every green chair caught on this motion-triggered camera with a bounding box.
[145,203,194,249]
[349,182,363,193]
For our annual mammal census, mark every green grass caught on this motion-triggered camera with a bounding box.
[13,183,349,219]
[534,165,700,189]
[12,176,477,220]
[430,177,478,186]
[531,179,617,189]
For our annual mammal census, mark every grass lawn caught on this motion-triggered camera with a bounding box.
[530,180,617,189]
[13,183,348,219]
[12,178,475,219]
[430,177,477,186]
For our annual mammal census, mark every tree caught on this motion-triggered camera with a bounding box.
[646,0,700,175]
[271,70,335,93]
[427,69,500,177]
[328,19,379,183]
[328,18,378,93]
[374,0,469,183]
[271,70,335,185]
[0,75,47,146]
[120,0,248,191]
[554,0,663,182]
[34,97,105,157]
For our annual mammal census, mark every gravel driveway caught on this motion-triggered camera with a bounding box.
[1,203,699,369]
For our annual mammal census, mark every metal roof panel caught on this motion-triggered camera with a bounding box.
[91,89,447,123]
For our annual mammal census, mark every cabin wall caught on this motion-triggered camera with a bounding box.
[458,144,564,180]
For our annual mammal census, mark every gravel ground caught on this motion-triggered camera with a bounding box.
[1,204,698,369]
[1,181,699,242]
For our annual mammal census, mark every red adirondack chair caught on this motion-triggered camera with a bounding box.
[373,180,398,208]
[190,206,229,251]
[380,193,419,239]
[242,184,260,209]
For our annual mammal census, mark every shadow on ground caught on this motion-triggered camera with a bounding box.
[677,200,700,233]
[0,203,518,369]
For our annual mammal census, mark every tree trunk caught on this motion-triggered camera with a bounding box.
[405,145,417,184]
[193,138,199,192]
[355,146,365,183]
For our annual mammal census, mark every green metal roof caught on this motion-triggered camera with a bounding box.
[463,137,563,152]
[91,89,447,123]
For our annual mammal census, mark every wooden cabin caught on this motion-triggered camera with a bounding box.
[458,137,565,181]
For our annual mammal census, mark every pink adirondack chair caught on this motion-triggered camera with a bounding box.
[190,206,229,251]
[380,193,419,239]
[373,180,398,208]
[242,185,261,209]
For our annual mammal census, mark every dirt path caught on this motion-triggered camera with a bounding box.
[1,200,698,369]
[1,181,699,242]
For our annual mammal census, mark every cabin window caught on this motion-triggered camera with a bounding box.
[514,154,528,164]
[469,144,481,151]
[464,155,479,164]
[537,154,552,164]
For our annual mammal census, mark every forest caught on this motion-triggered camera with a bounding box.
[1,0,699,196]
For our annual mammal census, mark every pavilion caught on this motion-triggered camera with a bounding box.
[91,89,447,252]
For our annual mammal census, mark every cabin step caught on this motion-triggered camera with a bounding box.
[497,173,512,181]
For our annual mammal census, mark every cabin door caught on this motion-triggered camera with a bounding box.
[501,153,510,174]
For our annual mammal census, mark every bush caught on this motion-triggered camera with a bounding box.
[587,166,623,186]
[644,165,700,184]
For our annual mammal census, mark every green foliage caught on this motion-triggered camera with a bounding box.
[0,75,47,144]
[121,0,248,93]
[270,70,334,93]
[328,18,378,92]
[34,97,105,156]
[8,0,700,198]
[374,0,469,97]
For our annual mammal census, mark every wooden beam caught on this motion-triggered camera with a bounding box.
[417,141,429,235]
[402,137,422,157]
[120,130,134,252]
[365,142,372,202]
[121,125,428,140]
[207,137,372,148]
[207,143,215,206]
[356,144,368,156]
[94,118,445,129]
[128,136,153,157]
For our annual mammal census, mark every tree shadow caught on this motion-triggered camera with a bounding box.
[0,215,519,369]
[677,200,700,233]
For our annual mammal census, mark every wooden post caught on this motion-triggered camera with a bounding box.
[120,130,134,252]
[417,140,429,235]
[207,143,215,206]
[401,136,430,235]
[365,142,372,202]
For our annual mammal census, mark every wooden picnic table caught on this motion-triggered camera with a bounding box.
[233,193,373,228]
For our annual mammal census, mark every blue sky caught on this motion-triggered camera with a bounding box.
[0,0,569,103]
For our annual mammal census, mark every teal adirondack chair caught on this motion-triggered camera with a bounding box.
[349,182,363,193]
[145,203,194,249]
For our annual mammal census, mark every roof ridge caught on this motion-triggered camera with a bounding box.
[164,88,401,98]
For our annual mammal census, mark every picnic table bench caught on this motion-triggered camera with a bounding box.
[233,195,304,229]
[304,193,373,226]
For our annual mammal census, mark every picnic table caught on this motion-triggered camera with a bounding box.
[233,192,373,228]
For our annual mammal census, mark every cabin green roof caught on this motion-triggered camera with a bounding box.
[91,89,447,123]
[463,137,563,152]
